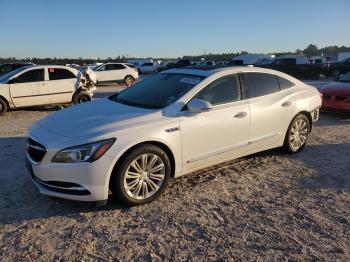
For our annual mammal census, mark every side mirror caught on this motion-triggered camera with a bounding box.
[187,99,213,113]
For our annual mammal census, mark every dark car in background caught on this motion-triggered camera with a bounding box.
[327,58,350,79]
[0,62,34,77]
[165,59,191,69]
[258,57,326,80]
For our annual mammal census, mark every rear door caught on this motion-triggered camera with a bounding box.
[242,72,296,151]
[47,67,76,103]
[9,68,47,107]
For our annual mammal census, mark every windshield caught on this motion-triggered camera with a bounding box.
[338,71,350,83]
[0,66,30,83]
[109,73,204,109]
[91,65,101,71]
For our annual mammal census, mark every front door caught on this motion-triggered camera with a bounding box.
[9,68,47,107]
[180,74,250,172]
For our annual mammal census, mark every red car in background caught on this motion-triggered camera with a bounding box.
[321,71,350,113]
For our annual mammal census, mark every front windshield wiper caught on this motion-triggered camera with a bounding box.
[109,95,158,109]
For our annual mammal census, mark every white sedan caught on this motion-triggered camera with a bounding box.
[0,65,94,115]
[26,67,321,205]
[89,62,139,85]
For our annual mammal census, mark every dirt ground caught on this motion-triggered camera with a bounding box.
[0,82,350,261]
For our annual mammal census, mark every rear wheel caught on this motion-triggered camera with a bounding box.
[112,145,171,206]
[283,114,310,153]
[72,91,91,104]
[0,98,8,116]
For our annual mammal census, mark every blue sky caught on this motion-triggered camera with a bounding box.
[0,0,349,58]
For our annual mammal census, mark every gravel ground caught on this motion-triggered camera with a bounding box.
[1,82,350,261]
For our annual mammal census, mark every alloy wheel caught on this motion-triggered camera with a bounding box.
[123,153,165,200]
[289,118,309,151]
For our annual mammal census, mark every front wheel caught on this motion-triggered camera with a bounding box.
[112,145,171,206]
[124,75,135,86]
[283,114,310,153]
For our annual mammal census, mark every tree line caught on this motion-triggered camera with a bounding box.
[1,44,349,65]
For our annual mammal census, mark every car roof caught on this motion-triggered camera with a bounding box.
[21,65,75,69]
[162,66,288,77]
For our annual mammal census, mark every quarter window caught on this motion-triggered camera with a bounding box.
[16,69,44,83]
[48,68,76,80]
[193,75,241,106]
[277,76,295,89]
[243,73,280,98]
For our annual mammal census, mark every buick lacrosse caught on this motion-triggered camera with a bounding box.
[26,67,322,205]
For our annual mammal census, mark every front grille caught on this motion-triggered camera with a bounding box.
[27,137,47,163]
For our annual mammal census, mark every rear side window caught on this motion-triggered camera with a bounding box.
[126,63,136,68]
[193,74,241,106]
[243,73,280,98]
[277,76,295,89]
[16,69,44,83]
[48,68,76,80]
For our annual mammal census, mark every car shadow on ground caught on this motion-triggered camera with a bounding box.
[317,112,350,127]
[0,135,349,226]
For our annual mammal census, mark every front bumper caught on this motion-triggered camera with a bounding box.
[322,97,350,113]
[26,125,115,202]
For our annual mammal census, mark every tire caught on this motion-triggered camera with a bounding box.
[124,75,135,86]
[112,144,171,206]
[0,98,8,116]
[283,114,310,154]
[72,91,91,105]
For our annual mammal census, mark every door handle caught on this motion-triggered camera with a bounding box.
[234,112,247,118]
[281,101,292,107]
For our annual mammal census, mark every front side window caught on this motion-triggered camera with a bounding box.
[109,73,203,109]
[243,72,280,98]
[16,69,44,83]
[193,74,241,106]
[49,68,76,80]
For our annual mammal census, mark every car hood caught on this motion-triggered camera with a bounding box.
[39,98,159,138]
[321,82,350,96]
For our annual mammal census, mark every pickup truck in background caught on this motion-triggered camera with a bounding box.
[258,56,327,80]
[327,58,350,79]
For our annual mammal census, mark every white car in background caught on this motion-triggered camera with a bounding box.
[26,67,321,206]
[0,65,94,115]
[90,63,138,85]
[139,62,157,74]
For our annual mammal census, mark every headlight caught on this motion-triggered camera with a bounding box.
[52,138,116,163]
